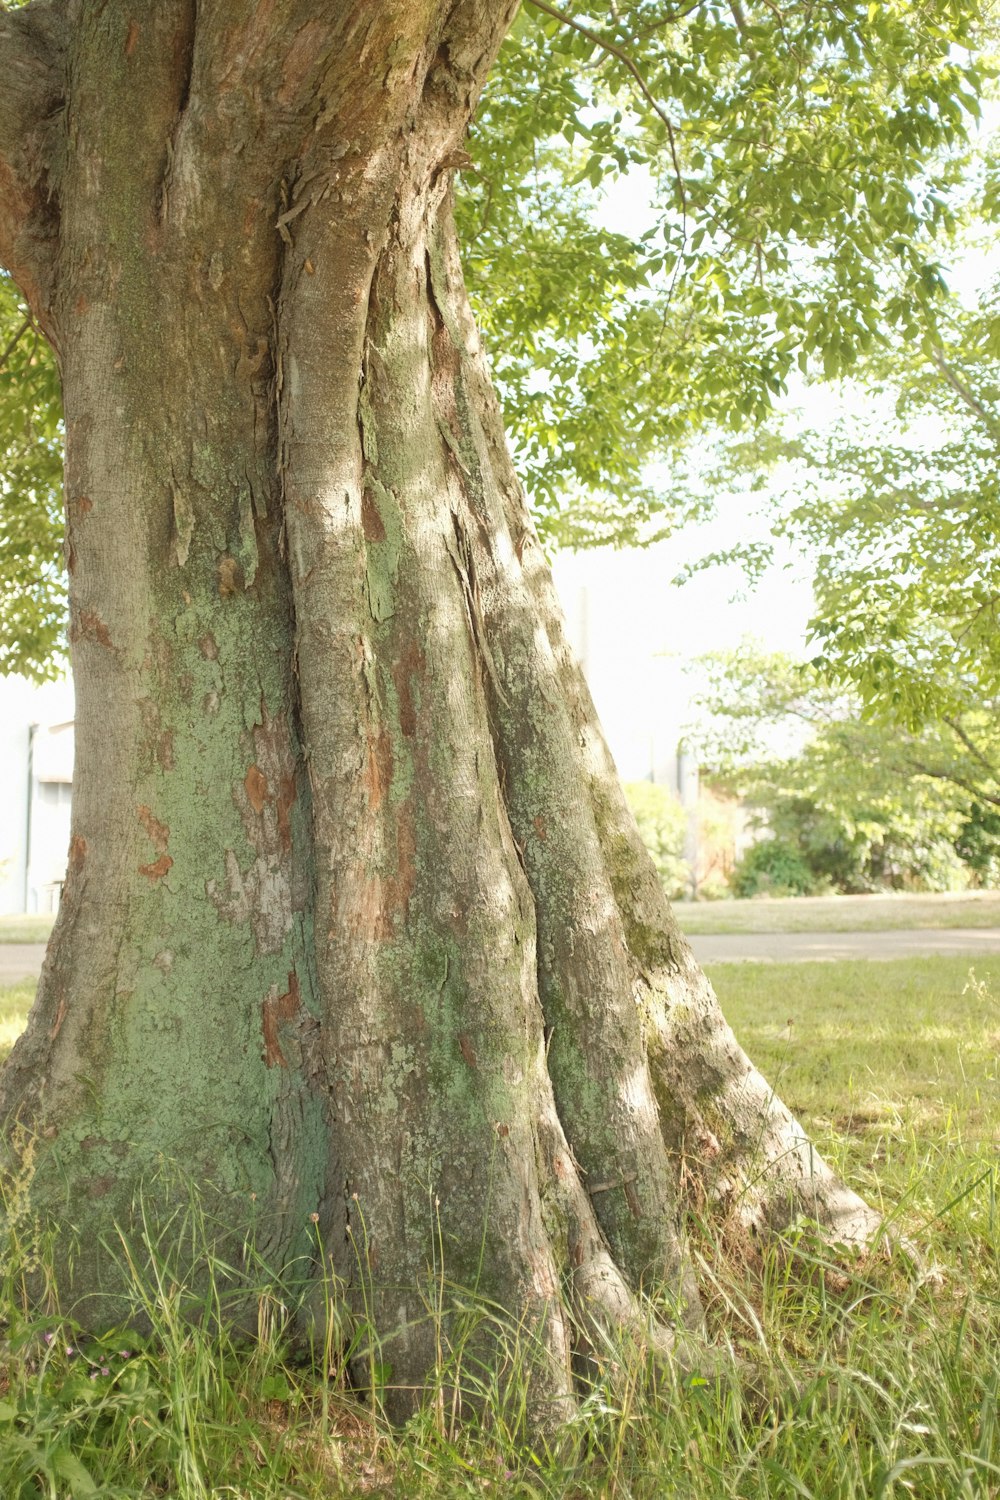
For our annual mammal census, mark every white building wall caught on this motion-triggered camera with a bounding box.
[551,548,688,787]
[0,676,75,915]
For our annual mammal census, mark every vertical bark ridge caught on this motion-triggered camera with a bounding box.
[425,205,881,1251]
[277,161,582,1411]
[422,207,702,1319]
[0,2,332,1306]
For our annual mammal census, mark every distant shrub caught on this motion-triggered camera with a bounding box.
[624,783,690,900]
[730,838,815,898]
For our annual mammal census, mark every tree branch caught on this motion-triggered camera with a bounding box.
[942,715,1000,784]
[525,0,688,221]
[902,755,1000,811]
[0,314,31,373]
[0,0,66,337]
[930,347,1000,441]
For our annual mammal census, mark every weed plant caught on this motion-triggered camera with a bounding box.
[0,957,997,1497]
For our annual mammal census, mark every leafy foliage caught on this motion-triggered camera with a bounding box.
[623,780,689,896]
[460,0,983,543]
[0,3,990,676]
[693,641,996,892]
[0,276,63,680]
[730,837,815,897]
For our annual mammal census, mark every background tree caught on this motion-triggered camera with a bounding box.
[692,641,999,894]
[0,274,62,675]
[670,42,1000,800]
[0,0,984,1417]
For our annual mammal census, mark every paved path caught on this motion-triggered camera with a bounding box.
[0,944,49,983]
[4,929,1000,983]
[688,928,1000,964]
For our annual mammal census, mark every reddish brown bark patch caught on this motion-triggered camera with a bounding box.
[347,803,417,942]
[71,610,114,649]
[361,487,387,542]
[533,816,547,842]
[278,20,329,105]
[125,18,139,56]
[69,835,88,872]
[392,640,425,739]
[156,731,175,771]
[458,1033,478,1069]
[49,993,67,1040]
[276,775,296,852]
[137,805,169,852]
[363,728,393,813]
[139,854,173,882]
[245,764,269,814]
[198,631,219,660]
[262,971,301,1068]
[217,556,242,596]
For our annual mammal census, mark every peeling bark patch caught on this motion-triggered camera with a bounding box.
[198,631,219,660]
[347,804,417,941]
[139,854,173,882]
[137,805,169,852]
[262,971,301,1068]
[69,835,88,872]
[217,556,242,596]
[278,20,329,104]
[125,19,139,56]
[210,705,298,953]
[245,764,269,814]
[49,993,67,1040]
[361,487,386,542]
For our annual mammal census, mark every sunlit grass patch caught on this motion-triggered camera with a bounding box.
[0,980,34,1063]
[710,956,1000,1137]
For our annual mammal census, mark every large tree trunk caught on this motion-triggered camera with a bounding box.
[0,0,878,1417]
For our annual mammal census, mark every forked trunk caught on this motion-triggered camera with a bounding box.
[0,0,878,1416]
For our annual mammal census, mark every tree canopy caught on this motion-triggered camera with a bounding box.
[0,0,988,676]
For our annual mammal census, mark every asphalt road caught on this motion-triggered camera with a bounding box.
[688,928,1000,964]
[0,944,48,983]
[4,929,1000,984]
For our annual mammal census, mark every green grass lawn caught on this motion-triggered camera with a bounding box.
[710,955,1000,1215]
[674,888,1000,935]
[0,958,998,1497]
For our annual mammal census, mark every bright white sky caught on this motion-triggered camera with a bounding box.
[550,167,813,782]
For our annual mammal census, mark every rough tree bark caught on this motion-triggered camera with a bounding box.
[0,0,879,1417]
